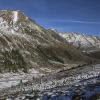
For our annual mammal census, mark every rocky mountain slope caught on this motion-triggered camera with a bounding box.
[0,10,99,99]
[0,10,95,74]
[59,32,100,60]
[59,32,100,51]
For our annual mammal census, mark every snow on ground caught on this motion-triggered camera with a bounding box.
[0,68,42,89]
[0,64,100,90]
[13,11,18,23]
[0,80,19,89]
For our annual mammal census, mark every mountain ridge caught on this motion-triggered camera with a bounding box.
[0,10,96,73]
[59,32,100,50]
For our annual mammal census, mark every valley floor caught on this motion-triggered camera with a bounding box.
[0,64,100,99]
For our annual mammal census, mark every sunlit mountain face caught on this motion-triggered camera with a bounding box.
[0,10,99,100]
[0,0,99,100]
[0,10,93,73]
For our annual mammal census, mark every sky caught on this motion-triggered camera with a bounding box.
[0,0,100,35]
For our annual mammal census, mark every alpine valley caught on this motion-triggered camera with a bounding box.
[0,10,100,100]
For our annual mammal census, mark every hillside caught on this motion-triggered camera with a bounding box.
[59,32,100,50]
[0,10,95,74]
[59,32,100,60]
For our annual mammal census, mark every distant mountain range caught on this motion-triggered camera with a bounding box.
[59,32,100,51]
[58,32,100,60]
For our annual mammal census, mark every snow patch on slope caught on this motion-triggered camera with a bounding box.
[13,11,18,23]
[0,68,43,89]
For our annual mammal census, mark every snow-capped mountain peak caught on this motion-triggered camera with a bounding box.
[59,32,100,51]
[0,10,44,35]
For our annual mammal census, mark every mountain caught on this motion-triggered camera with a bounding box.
[0,10,100,99]
[59,32,100,50]
[0,10,96,73]
[59,32,100,59]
